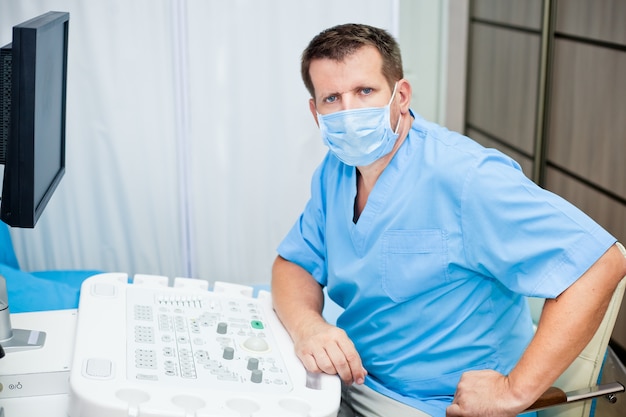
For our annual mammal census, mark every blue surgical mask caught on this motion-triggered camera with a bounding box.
[317,83,401,167]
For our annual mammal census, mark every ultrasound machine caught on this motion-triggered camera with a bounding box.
[1,273,340,417]
[67,273,339,417]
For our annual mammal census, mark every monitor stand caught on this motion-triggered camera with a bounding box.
[0,275,46,353]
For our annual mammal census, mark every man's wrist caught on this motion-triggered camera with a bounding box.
[506,370,548,409]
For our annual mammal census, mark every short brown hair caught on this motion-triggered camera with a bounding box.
[301,23,403,98]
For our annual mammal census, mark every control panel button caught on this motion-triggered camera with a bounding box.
[251,369,263,383]
[216,322,228,334]
[247,357,259,370]
[223,346,235,360]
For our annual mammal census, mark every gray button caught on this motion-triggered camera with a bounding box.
[251,369,263,383]
[223,346,234,360]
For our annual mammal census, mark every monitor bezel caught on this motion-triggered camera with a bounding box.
[0,11,69,228]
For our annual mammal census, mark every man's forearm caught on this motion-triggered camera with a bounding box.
[271,255,367,384]
[508,243,626,405]
[271,255,326,337]
[448,244,626,416]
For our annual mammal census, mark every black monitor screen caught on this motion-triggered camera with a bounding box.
[0,11,69,228]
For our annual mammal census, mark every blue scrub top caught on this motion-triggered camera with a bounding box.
[278,113,615,416]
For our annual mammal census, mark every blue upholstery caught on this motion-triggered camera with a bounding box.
[0,221,19,270]
[0,221,100,313]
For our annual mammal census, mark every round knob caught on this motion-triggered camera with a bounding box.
[216,322,228,334]
[223,346,234,360]
[251,369,263,383]
[247,357,259,370]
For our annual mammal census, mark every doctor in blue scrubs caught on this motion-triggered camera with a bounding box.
[271,23,626,417]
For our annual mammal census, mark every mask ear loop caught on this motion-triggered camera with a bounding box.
[393,113,402,134]
[388,82,399,105]
[388,82,402,134]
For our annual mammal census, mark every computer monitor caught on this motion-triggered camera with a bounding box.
[0,11,69,228]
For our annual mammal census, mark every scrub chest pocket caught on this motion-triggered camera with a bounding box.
[381,229,449,302]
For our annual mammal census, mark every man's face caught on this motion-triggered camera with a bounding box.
[308,45,393,117]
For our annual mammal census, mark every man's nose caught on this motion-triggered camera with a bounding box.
[340,94,356,111]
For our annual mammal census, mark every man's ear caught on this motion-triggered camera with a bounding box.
[309,98,319,126]
[397,79,412,113]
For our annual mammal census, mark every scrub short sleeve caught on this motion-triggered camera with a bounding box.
[461,150,615,298]
[277,161,329,286]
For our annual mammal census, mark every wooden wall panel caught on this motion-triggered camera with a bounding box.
[547,39,626,199]
[466,24,540,156]
[472,0,543,29]
[556,0,626,45]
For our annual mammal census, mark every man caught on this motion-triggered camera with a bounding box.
[271,23,626,417]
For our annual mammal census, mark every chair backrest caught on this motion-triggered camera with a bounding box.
[530,242,626,417]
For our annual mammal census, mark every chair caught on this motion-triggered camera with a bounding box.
[525,242,626,416]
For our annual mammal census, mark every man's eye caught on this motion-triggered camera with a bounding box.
[324,95,338,104]
[361,88,373,95]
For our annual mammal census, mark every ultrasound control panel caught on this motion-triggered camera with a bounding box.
[68,273,340,417]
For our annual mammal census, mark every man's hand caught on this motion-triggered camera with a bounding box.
[271,255,367,385]
[446,370,527,417]
[293,319,367,385]
[447,244,626,416]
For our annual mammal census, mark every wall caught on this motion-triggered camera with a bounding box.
[399,0,448,125]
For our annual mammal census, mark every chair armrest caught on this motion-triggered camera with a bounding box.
[526,382,624,411]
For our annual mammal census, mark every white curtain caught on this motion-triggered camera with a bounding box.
[0,0,398,286]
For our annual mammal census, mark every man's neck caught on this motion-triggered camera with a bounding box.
[353,132,408,222]
[353,112,412,222]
